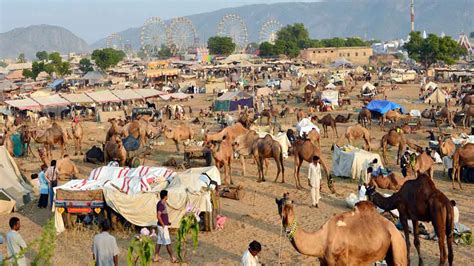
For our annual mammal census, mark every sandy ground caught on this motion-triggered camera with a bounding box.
[1,83,473,265]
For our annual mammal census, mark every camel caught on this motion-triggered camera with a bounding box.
[71,122,83,155]
[366,173,454,266]
[32,122,67,158]
[162,124,194,152]
[306,129,321,148]
[207,136,233,185]
[368,172,412,191]
[381,129,420,164]
[312,114,338,138]
[344,124,371,151]
[334,113,351,123]
[106,118,126,142]
[18,125,33,157]
[292,139,335,192]
[37,116,50,129]
[233,130,270,177]
[124,119,156,147]
[357,107,372,128]
[380,110,409,129]
[438,136,455,157]
[276,198,407,266]
[460,105,474,128]
[2,129,13,156]
[238,110,254,129]
[296,109,306,122]
[436,107,456,127]
[409,151,435,178]
[251,134,284,183]
[204,122,248,143]
[452,143,473,190]
[421,108,434,120]
[461,94,474,108]
[104,134,127,166]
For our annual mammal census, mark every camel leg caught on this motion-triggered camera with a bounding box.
[293,156,302,189]
[333,125,338,138]
[174,140,180,152]
[264,159,269,176]
[412,220,424,266]
[228,159,233,185]
[397,143,403,165]
[79,138,83,155]
[273,156,281,183]
[447,220,454,266]
[241,156,246,176]
[431,213,447,266]
[260,157,266,182]
[400,215,411,265]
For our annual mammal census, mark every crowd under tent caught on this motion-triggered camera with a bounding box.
[83,71,107,85]
[86,90,121,104]
[5,98,41,110]
[111,89,143,101]
[424,88,448,105]
[332,145,383,180]
[135,88,165,99]
[60,93,94,104]
[214,91,253,112]
[366,100,405,115]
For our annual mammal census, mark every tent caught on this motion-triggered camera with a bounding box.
[5,98,41,110]
[48,79,65,90]
[86,90,121,103]
[214,91,253,112]
[135,88,165,99]
[325,83,336,89]
[332,58,353,68]
[111,89,143,101]
[0,80,17,92]
[296,118,320,136]
[319,90,339,106]
[82,71,106,85]
[362,82,376,92]
[424,81,438,90]
[256,87,273,97]
[60,93,94,104]
[31,94,70,107]
[424,88,447,105]
[0,146,33,214]
[332,145,383,180]
[366,100,405,115]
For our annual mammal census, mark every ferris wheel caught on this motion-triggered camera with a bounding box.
[106,33,124,50]
[216,14,249,52]
[140,17,168,57]
[259,19,283,44]
[168,17,198,54]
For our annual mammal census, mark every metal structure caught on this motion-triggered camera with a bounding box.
[105,33,124,50]
[168,17,198,54]
[259,19,283,44]
[140,17,168,57]
[216,14,249,52]
[410,0,415,32]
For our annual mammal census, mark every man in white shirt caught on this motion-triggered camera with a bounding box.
[308,156,322,208]
[241,240,261,266]
[92,220,119,266]
[6,217,27,266]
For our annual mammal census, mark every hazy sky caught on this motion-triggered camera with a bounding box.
[0,0,320,43]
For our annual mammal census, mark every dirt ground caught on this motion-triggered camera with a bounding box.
[1,82,473,265]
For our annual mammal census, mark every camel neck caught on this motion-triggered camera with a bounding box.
[288,221,325,258]
[371,192,398,211]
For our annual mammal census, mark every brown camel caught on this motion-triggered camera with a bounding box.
[357,107,372,128]
[18,125,33,157]
[252,135,285,183]
[380,110,409,130]
[344,124,371,151]
[368,172,413,191]
[312,114,338,138]
[125,119,156,147]
[71,122,83,155]
[204,122,248,143]
[292,139,335,192]
[366,173,454,266]
[296,108,307,122]
[233,130,269,176]
[207,136,233,185]
[452,143,473,190]
[334,113,351,123]
[435,107,456,127]
[238,110,253,129]
[104,134,127,166]
[2,129,13,156]
[460,105,474,128]
[276,198,407,266]
[409,151,434,178]
[32,122,67,158]
[381,129,420,164]
[306,128,321,148]
[106,118,126,142]
[461,94,474,108]
[162,124,194,152]
[438,136,455,157]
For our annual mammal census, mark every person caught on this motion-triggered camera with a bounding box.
[400,151,410,177]
[241,240,261,266]
[6,217,27,266]
[92,220,119,266]
[443,155,453,180]
[153,190,177,263]
[45,160,59,207]
[308,156,322,208]
[38,164,49,208]
[451,200,459,225]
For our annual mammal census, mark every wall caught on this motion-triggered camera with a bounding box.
[300,47,373,65]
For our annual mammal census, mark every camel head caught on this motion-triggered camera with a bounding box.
[365,185,377,200]
[275,193,294,229]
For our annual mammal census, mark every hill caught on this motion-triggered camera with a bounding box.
[91,0,473,51]
[0,25,89,60]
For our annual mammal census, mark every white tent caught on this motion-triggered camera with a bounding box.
[424,81,438,90]
[332,145,383,180]
[424,88,447,105]
[325,83,336,89]
[296,118,320,136]
[319,90,339,106]
[362,82,376,91]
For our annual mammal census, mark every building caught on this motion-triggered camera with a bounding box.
[300,47,373,65]
[458,33,472,54]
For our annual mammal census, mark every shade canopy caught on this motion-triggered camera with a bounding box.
[5,98,41,110]
[60,93,94,104]
[86,90,121,103]
[111,89,143,101]
[135,88,165,98]
[31,94,69,107]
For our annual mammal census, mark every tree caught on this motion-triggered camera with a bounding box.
[17,53,26,63]
[79,58,93,73]
[22,69,34,79]
[57,62,71,76]
[48,52,62,65]
[91,48,126,70]
[157,45,172,59]
[258,42,276,57]
[207,36,236,56]
[0,61,7,68]
[404,31,467,69]
[36,51,49,61]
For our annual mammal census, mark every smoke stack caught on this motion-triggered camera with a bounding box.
[410,0,415,32]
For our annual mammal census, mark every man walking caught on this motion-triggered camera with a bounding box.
[308,156,322,208]
[45,159,59,207]
[6,217,27,266]
[153,190,177,263]
[92,220,119,266]
[241,240,262,266]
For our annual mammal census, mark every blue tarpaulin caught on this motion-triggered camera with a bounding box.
[48,79,65,90]
[366,100,405,115]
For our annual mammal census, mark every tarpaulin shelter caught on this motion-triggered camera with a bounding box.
[332,145,383,180]
[424,88,448,105]
[0,146,33,214]
[0,80,17,92]
[319,90,339,106]
[86,90,121,103]
[332,58,353,68]
[135,88,164,99]
[111,89,143,101]
[362,82,376,92]
[48,79,65,90]
[366,100,405,115]
[5,98,41,110]
[82,71,106,85]
[60,93,94,104]
[214,91,253,112]
[31,94,69,107]
[296,118,320,136]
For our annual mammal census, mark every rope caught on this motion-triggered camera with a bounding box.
[277,220,284,265]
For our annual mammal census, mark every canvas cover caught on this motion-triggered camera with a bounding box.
[0,147,33,213]
[215,91,253,112]
[86,90,121,103]
[296,118,320,136]
[320,90,339,106]
[135,88,164,98]
[362,82,376,91]
[332,145,383,180]
[325,83,336,89]
[366,100,405,115]
[60,93,94,103]
[425,81,438,90]
[31,94,70,107]
[424,88,447,105]
[111,89,143,101]
[5,98,41,110]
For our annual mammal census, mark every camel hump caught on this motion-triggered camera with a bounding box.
[354,201,377,213]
